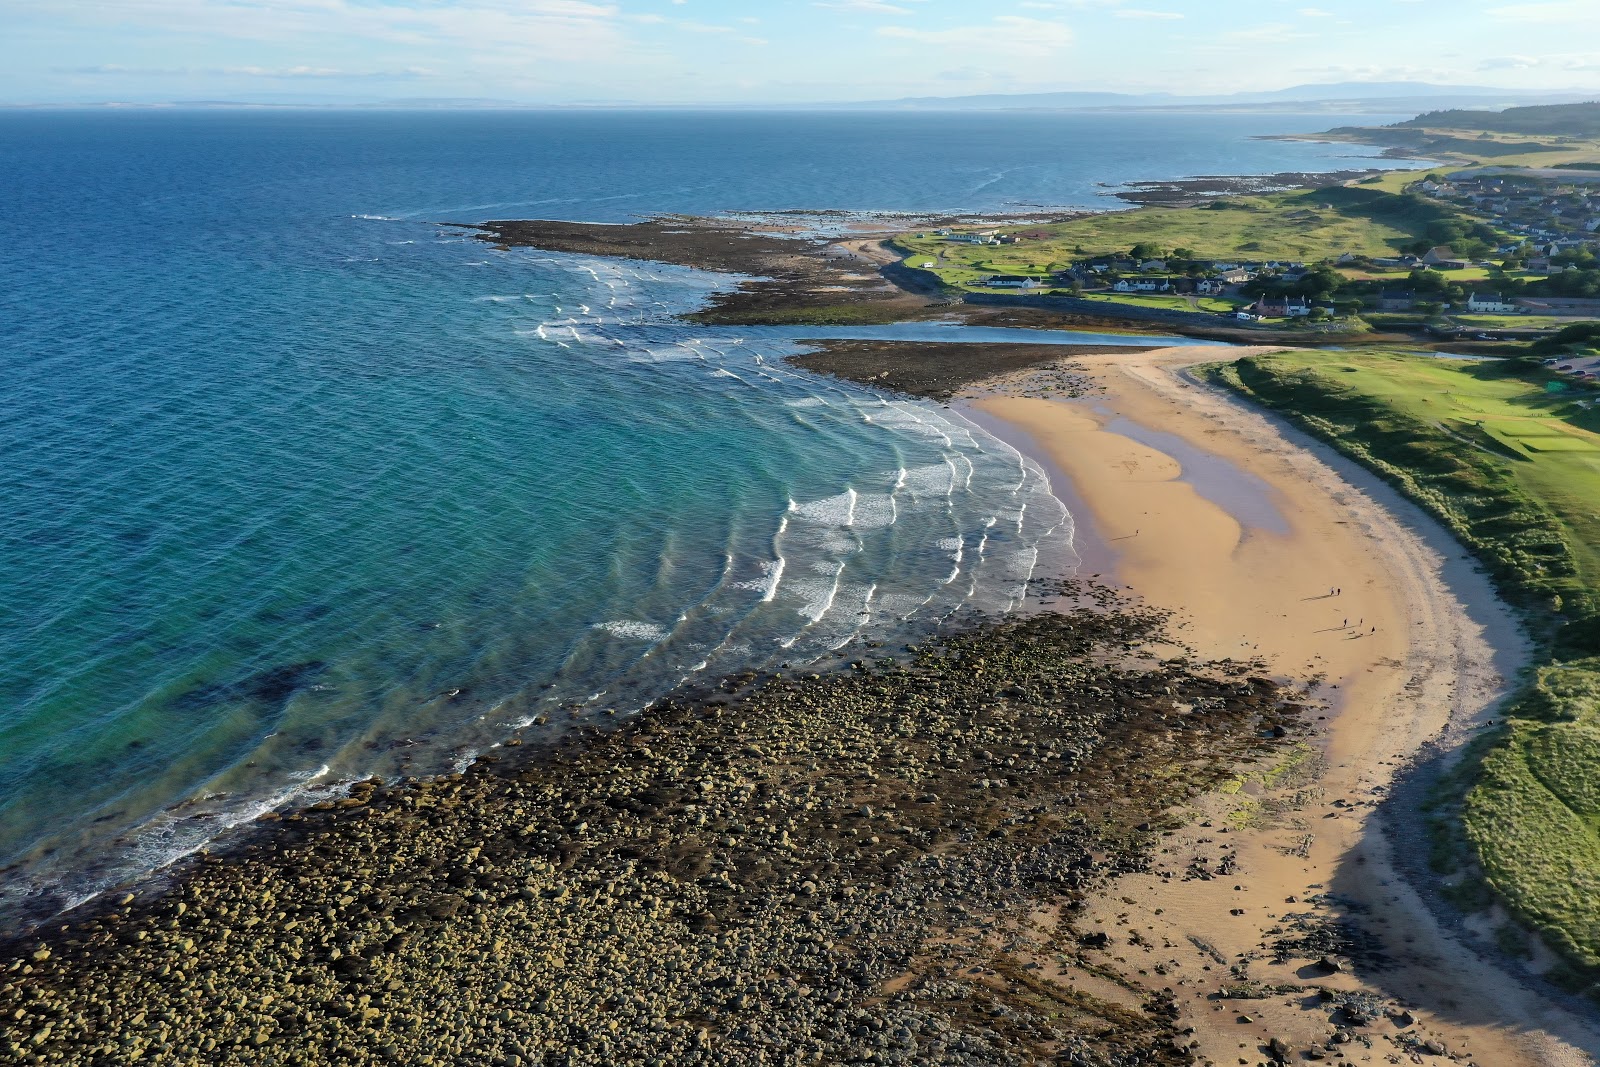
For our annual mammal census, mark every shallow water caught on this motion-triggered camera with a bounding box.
[0,107,1421,927]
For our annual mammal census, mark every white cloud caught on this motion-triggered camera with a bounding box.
[1113,9,1183,19]
[1487,0,1600,24]
[813,0,916,13]
[12,0,633,64]
[1213,22,1312,45]
[1298,6,1333,16]
[878,16,1073,56]
[1481,51,1600,71]
[63,63,433,79]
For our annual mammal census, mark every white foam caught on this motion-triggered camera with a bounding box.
[875,592,932,618]
[789,568,843,622]
[787,489,858,526]
[733,558,786,602]
[851,493,896,530]
[901,463,956,497]
[594,620,670,642]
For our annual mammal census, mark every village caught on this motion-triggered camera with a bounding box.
[899,168,1600,337]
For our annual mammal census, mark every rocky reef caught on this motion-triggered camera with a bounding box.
[2,587,1299,1066]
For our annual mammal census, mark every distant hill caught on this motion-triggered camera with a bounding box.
[1396,101,1600,137]
[838,83,1597,113]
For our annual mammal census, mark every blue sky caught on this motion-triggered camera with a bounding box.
[4,0,1597,105]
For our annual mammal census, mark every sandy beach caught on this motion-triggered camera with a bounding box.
[971,347,1600,1066]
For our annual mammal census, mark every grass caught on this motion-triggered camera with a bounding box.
[1077,292,1238,314]
[1208,348,1600,985]
[892,186,1468,289]
[1215,350,1600,604]
[1450,314,1573,330]
[1463,663,1600,973]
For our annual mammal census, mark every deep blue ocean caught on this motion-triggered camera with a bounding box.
[0,108,1418,926]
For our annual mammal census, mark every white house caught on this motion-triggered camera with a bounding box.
[1466,293,1519,314]
[1196,279,1227,295]
[1114,278,1172,293]
[1255,295,1311,318]
[984,275,1043,290]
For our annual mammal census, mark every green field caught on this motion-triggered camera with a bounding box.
[1210,349,1600,987]
[1076,292,1238,314]
[1451,314,1573,330]
[892,186,1476,291]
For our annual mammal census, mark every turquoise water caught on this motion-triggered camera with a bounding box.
[0,108,1421,926]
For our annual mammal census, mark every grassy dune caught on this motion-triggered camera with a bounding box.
[1209,349,1600,989]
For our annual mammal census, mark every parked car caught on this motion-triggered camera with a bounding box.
[1559,364,1574,371]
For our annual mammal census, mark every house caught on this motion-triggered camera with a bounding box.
[1466,293,1518,314]
[1422,246,1469,270]
[984,275,1043,290]
[946,232,994,245]
[1218,268,1253,284]
[1139,259,1168,272]
[1114,278,1172,293]
[1196,279,1227,295]
[1377,291,1418,311]
[1526,257,1553,273]
[1254,295,1311,318]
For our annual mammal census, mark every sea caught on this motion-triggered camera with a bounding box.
[0,108,1421,929]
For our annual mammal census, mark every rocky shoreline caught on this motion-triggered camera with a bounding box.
[786,341,1156,402]
[1,587,1304,1066]
[1104,169,1390,206]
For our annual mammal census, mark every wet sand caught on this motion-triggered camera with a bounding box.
[972,347,1600,1066]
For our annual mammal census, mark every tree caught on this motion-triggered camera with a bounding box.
[1129,242,1163,261]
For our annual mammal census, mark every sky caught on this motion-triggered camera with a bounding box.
[3,0,1598,106]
